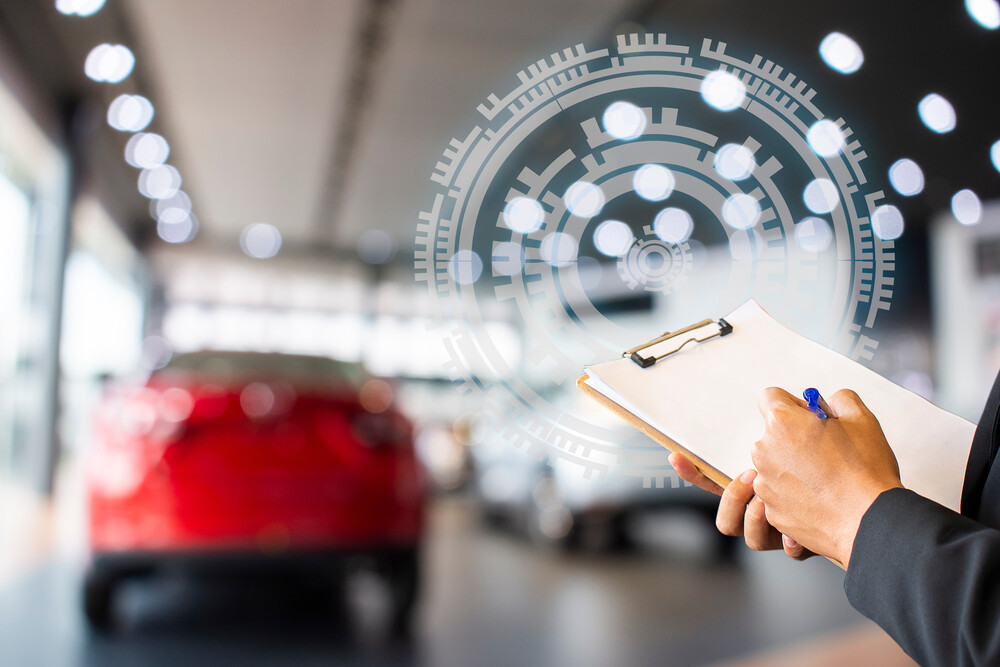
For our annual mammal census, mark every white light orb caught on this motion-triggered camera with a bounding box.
[721,193,761,229]
[56,0,106,15]
[564,182,605,218]
[700,70,746,111]
[819,32,864,74]
[492,241,524,276]
[714,144,756,181]
[125,132,169,169]
[152,191,192,220]
[794,217,833,253]
[240,223,283,259]
[157,213,198,244]
[888,158,925,197]
[918,94,956,134]
[870,205,904,241]
[952,189,983,225]
[593,220,634,257]
[633,164,674,201]
[84,44,134,83]
[807,119,846,157]
[991,140,1000,174]
[602,101,646,140]
[966,0,1000,28]
[503,197,545,234]
[357,229,396,264]
[138,164,181,199]
[540,232,578,267]
[653,208,694,243]
[107,94,153,132]
[803,178,840,214]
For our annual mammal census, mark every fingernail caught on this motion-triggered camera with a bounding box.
[783,535,797,549]
[739,469,757,484]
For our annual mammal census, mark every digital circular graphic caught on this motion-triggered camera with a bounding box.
[415,34,895,487]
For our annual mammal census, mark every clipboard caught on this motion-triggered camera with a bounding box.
[577,299,976,515]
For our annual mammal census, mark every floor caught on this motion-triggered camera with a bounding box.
[0,493,914,666]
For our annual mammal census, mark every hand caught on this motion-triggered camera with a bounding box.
[668,452,811,560]
[750,387,903,568]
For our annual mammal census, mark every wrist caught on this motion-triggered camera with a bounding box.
[838,482,902,568]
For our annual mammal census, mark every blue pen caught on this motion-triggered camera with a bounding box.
[803,388,834,419]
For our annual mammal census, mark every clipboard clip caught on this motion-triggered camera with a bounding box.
[623,318,733,368]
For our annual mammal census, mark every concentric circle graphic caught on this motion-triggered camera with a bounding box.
[415,35,895,487]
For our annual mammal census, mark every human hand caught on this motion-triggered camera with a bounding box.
[750,387,903,568]
[668,452,812,560]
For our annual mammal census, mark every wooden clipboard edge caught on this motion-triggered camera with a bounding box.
[576,373,732,489]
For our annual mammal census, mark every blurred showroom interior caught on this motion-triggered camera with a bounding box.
[0,0,999,665]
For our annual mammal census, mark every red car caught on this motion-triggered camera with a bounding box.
[83,351,425,630]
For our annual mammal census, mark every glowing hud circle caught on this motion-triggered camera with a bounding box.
[415,35,895,487]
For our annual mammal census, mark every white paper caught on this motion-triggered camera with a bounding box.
[584,299,976,512]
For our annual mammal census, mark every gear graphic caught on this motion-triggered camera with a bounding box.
[415,34,895,488]
[617,224,693,293]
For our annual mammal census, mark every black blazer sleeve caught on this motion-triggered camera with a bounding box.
[845,487,1000,666]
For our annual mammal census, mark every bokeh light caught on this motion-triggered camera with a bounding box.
[721,193,761,229]
[107,94,153,132]
[540,232,578,267]
[151,191,192,221]
[966,0,1000,28]
[125,133,170,169]
[714,144,756,181]
[918,94,956,133]
[870,205,904,241]
[888,158,925,196]
[991,139,1000,174]
[138,165,181,199]
[503,197,545,234]
[447,250,483,284]
[653,208,694,243]
[564,182,605,218]
[56,0,106,16]
[357,229,397,264]
[240,223,283,260]
[602,101,646,140]
[84,44,134,83]
[593,220,634,257]
[633,164,674,201]
[806,119,846,157]
[492,241,525,276]
[794,217,833,253]
[157,213,198,244]
[952,189,983,225]
[803,178,840,214]
[700,70,746,111]
[819,32,864,74]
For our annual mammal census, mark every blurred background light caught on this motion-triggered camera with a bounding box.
[83,43,134,83]
[502,196,545,234]
[918,93,957,133]
[870,204,905,240]
[240,223,283,259]
[700,70,746,111]
[137,164,181,199]
[991,139,1000,173]
[564,182,605,218]
[491,241,524,276]
[446,249,482,284]
[803,178,840,214]
[806,119,846,157]
[819,32,864,74]
[151,190,192,220]
[55,0,106,17]
[602,101,646,140]
[125,132,169,169]
[156,212,198,244]
[632,164,674,201]
[539,232,578,267]
[952,188,983,225]
[713,143,756,181]
[653,207,694,243]
[794,216,833,253]
[592,220,634,257]
[356,229,396,264]
[107,94,153,132]
[721,193,761,229]
[888,158,925,196]
[966,0,1000,28]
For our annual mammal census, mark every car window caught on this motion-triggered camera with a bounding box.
[160,352,367,388]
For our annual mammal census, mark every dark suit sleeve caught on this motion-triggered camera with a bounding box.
[845,487,1000,667]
